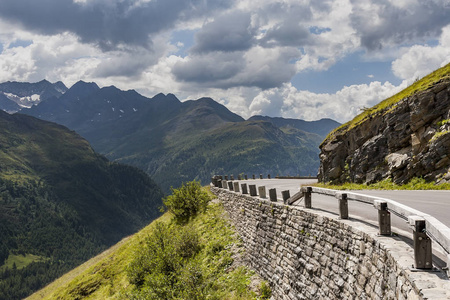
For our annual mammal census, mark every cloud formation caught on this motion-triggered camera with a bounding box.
[0,0,231,50]
[350,0,450,51]
[0,0,449,123]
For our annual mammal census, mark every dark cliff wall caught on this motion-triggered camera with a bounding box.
[211,187,426,300]
[318,79,450,184]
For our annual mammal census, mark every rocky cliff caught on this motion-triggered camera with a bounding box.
[319,65,450,185]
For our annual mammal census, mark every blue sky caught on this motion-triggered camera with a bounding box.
[0,0,449,122]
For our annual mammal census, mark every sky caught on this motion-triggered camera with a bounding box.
[0,0,449,123]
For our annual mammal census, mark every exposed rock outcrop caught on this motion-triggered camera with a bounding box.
[319,78,450,184]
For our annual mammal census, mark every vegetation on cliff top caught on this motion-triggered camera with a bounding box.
[315,177,450,190]
[324,62,450,144]
[27,184,270,300]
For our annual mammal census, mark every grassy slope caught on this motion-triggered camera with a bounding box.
[0,112,96,183]
[324,62,450,144]
[27,200,266,300]
[26,213,171,300]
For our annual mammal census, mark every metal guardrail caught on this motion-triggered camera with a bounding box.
[308,187,450,260]
[211,175,450,274]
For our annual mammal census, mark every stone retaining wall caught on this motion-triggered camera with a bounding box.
[212,187,434,300]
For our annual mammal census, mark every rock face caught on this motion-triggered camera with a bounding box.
[319,78,450,184]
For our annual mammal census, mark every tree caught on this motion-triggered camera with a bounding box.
[163,181,211,223]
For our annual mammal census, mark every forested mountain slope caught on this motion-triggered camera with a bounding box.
[0,111,163,300]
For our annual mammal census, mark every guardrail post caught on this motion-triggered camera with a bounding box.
[217,180,223,188]
[303,187,312,208]
[281,190,290,204]
[252,174,255,179]
[224,175,228,181]
[258,186,266,198]
[222,180,227,189]
[408,216,432,269]
[260,174,263,179]
[244,174,248,180]
[336,193,348,219]
[241,183,248,194]
[374,200,391,235]
[233,182,240,193]
[269,188,277,201]
[230,175,234,180]
[238,174,241,180]
[249,184,257,196]
[268,174,271,179]
[228,181,234,191]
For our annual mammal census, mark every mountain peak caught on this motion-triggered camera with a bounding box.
[64,81,100,99]
[71,80,100,89]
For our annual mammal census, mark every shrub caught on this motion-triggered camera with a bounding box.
[260,281,272,299]
[163,181,211,223]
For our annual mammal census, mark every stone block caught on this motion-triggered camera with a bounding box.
[241,183,248,194]
[269,188,277,202]
[282,190,291,204]
[258,186,266,198]
[249,184,257,196]
[228,181,234,191]
[233,181,240,193]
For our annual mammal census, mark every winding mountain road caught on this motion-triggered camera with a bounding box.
[236,178,450,227]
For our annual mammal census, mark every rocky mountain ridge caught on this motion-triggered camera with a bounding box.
[319,63,450,185]
[0,80,67,112]
[15,80,340,191]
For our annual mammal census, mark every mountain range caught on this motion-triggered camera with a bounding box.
[5,81,340,192]
[0,111,163,299]
[0,80,67,113]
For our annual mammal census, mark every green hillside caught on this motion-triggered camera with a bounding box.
[114,120,323,192]
[26,187,269,300]
[0,111,163,300]
[22,86,339,192]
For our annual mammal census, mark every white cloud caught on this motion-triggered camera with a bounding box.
[392,25,450,81]
[229,80,405,122]
[0,0,449,124]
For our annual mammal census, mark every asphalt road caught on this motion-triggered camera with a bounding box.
[235,178,450,228]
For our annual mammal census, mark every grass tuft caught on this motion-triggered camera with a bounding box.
[315,177,450,190]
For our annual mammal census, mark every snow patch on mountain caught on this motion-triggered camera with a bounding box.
[3,92,41,108]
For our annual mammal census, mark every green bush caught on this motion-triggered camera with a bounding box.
[163,181,211,223]
[126,222,201,298]
[260,281,272,299]
[126,203,261,300]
